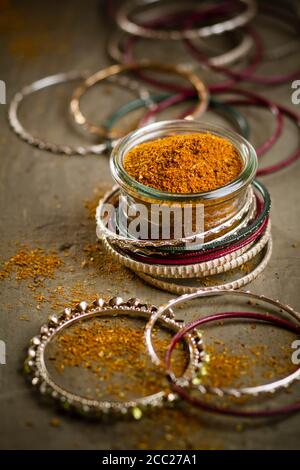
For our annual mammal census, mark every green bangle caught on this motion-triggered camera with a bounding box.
[104,93,250,139]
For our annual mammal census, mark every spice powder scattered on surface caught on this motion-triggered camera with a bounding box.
[124,133,243,193]
[0,245,63,286]
[49,318,187,401]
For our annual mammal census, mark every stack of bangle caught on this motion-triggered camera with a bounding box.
[96,178,272,294]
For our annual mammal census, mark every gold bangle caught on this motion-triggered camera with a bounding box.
[70,61,209,139]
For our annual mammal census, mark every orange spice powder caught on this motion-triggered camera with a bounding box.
[124,133,243,194]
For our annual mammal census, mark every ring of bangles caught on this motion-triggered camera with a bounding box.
[8,71,153,156]
[104,93,250,139]
[96,180,270,255]
[145,290,300,413]
[115,21,262,95]
[116,0,257,40]
[70,61,209,139]
[108,26,254,69]
[24,296,205,418]
[101,221,271,279]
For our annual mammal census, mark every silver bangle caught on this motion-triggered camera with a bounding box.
[8,71,152,156]
[24,297,205,418]
[145,288,300,398]
[137,236,273,294]
[107,27,254,68]
[116,0,257,40]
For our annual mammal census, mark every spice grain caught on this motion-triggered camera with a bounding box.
[124,133,243,193]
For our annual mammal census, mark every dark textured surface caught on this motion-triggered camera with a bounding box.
[0,0,300,450]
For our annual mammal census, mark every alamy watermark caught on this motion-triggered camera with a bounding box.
[98,195,204,247]
[0,80,6,104]
[291,340,300,365]
[0,340,6,365]
[291,80,300,105]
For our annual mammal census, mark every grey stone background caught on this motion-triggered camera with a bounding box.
[0,0,300,450]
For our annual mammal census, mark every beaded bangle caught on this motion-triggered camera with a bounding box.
[166,311,300,417]
[116,0,257,40]
[137,237,272,294]
[8,71,154,156]
[70,62,209,139]
[24,297,204,418]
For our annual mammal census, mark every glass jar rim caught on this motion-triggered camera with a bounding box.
[110,119,258,201]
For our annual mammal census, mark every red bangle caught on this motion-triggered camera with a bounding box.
[140,92,284,159]
[166,311,300,418]
[213,88,300,176]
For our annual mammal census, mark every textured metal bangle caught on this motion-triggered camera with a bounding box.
[116,0,257,40]
[137,236,272,294]
[145,288,300,386]
[96,185,255,253]
[8,71,152,156]
[24,297,205,418]
[101,221,270,279]
[70,62,209,139]
[216,91,300,175]
[118,192,257,258]
[108,27,254,68]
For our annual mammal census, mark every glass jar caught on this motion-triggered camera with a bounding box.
[110,120,257,247]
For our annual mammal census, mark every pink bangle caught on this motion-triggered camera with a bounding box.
[140,92,284,159]
[166,311,300,418]
[213,88,300,176]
